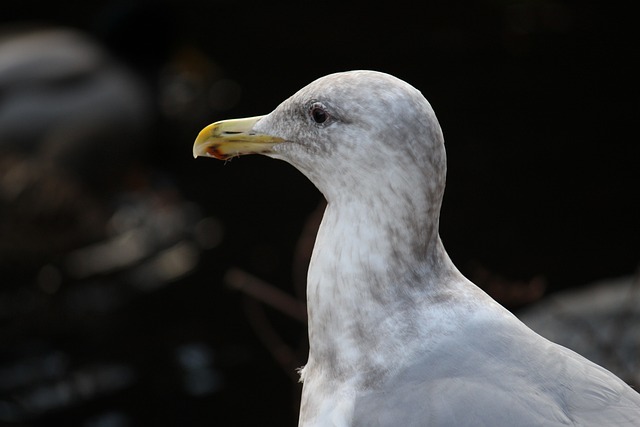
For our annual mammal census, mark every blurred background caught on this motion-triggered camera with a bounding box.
[0,1,637,426]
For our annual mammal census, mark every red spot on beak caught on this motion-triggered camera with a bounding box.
[207,145,229,160]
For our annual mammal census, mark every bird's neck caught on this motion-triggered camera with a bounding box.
[303,194,465,386]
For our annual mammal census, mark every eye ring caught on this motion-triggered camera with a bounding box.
[309,102,330,125]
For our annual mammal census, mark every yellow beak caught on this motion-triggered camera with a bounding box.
[193,115,285,160]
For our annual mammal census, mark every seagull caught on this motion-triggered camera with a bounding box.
[193,70,640,426]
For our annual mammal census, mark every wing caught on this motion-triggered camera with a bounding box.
[353,315,640,426]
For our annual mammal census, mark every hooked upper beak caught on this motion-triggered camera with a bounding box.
[193,115,285,160]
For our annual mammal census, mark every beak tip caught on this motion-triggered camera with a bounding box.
[193,136,208,159]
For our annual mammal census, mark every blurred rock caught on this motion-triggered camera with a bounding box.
[0,26,152,193]
[519,274,640,387]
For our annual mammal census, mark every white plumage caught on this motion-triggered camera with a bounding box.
[194,70,640,426]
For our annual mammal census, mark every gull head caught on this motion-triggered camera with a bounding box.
[194,70,447,205]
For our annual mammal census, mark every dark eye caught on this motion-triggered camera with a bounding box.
[310,103,330,124]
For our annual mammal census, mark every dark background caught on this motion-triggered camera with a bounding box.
[0,1,637,426]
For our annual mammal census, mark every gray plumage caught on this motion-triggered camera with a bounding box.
[207,70,640,425]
